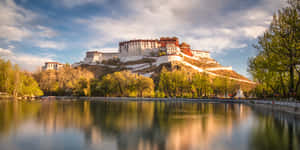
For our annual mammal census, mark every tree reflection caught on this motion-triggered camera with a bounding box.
[0,100,298,150]
[0,100,41,136]
[249,107,300,150]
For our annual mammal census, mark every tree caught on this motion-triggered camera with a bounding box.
[191,73,210,97]
[249,0,300,98]
[0,58,43,97]
[34,65,94,96]
[96,71,155,97]
[136,75,154,97]
[20,73,43,96]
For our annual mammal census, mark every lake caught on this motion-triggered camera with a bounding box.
[0,99,299,150]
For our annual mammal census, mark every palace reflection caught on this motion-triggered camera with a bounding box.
[0,100,299,150]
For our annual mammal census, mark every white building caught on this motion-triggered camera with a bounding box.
[78,37,212,65]
[119,39,160,57]
[84,51,119,64]
[84,51,101,63]
[191,50,211,58]
[43,62,63,70]
[102,52,119,60]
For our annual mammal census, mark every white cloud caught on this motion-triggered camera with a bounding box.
[0,0,36,42]
[240,26,267,38]
[0,0,65,71]
[0,48,13,55]
[77,0,284,53]
[0,0,65,56]
[0,25,31,42]
[0,0,63,49]
[185,37,248,53]
[0,0,36,26]
[58,0,107,8]
[36,25,58,38]
[0,47,53,71]
[35,40,65,49]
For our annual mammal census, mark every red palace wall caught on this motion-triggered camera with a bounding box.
[159,37,179,48]
[180,42,193,56]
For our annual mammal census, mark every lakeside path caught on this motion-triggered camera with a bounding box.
[48,96,300,115]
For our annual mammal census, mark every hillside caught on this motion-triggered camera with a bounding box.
[75,53,255,91]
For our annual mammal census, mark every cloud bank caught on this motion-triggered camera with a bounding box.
[0,48,53,71]
[0,0,61,70]
[0,0,285,73]
[78,0,284,53]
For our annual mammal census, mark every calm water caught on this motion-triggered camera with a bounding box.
[0,100,299,150]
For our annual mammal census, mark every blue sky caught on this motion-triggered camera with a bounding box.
[0,0,285,78]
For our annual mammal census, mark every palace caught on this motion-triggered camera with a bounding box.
[82,37,211,64]
[42,62,63,70]
[69,36,254,84]
[119,39,160,57]
[84,51,119,64]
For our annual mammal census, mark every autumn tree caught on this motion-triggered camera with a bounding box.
[34,65,94,96]
[0,58,43,97]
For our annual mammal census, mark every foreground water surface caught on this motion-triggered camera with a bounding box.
[0,99,299,150]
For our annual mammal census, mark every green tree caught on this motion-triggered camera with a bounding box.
[19,73,43,96]
[158,69,198,98]
[249,0,300,98]
[192,73,211,98]
[96,71,154,97]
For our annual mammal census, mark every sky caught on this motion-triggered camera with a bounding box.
[0,0,286,78]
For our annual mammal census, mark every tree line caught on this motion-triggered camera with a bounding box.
[248,0,300,99]
[0,59,43,97]
[31,65,243,98]
[0,56,248,98]
[34,64,94,96]
[156,68,240,98]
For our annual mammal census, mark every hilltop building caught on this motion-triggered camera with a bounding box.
[68,36,256,87]
[159,37,181,55]
[159,37,179,47]
[84,51,119,64]
[84,51,101,63]
[164,43,181,55]
[119,39,160,57]
[79,37,212,65]
[42,62,63,70]
[118,37,210,58]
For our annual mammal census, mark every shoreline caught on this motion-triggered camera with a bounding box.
[49,96,300,115]
[3,96,300,115]
[70,97,300,115]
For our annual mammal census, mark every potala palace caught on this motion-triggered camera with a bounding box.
[79,37,214,64]
[44,37,254,85]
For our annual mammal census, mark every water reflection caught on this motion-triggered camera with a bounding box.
[0,100,299,150]
[249,106,300,150]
